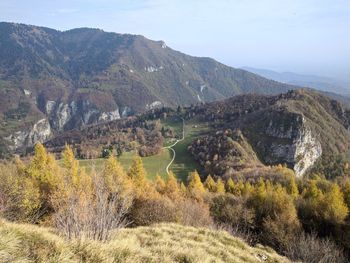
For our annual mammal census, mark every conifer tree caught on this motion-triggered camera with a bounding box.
[155,174,166,194]
[320,183,348,225]
[180,182,187,196]
[165,171,181,198]
[286,176,299,198]
[103,155,131,196]
[26,143,62,221]
[342,181,350,209]
[226,177,235,194]
[204,175,216,192]
[187,170,205,201]
[128,155,147,186]
[61,144,79,187]
[226,178,241,196]
[216,178,226,194]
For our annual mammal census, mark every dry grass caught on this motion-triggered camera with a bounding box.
[0,219,292,263]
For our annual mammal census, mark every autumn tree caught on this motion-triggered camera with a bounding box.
[299,180,348,235]
[187,170,206,201]
[155,174,166,194]
[204,175,216,192]
[286,175,299,198]
[216,178,225,194]
[128,155,147,187]
[102,155,133,200]
[164,171,182,199]
[26,143,63,221]
[342,181,350,209]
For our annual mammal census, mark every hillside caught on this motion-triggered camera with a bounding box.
[0,220,290,263]
[0,22,298,154]
[186,89,350,177]
[43,89,350,178]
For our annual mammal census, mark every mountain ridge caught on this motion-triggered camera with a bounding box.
[0,21,299,154]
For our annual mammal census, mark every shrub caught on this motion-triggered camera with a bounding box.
[129,197,180,226]
[210,194,254,232]
[284,232,347,263]
[52,173,132,241]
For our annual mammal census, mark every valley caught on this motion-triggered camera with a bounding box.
[1,19,350,263]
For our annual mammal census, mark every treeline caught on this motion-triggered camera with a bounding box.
[44,117,164,159]
[0,144,349,262]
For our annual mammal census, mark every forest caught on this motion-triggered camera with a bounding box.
[0,143,349,262]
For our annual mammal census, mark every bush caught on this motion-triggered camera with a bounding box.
[210,194,254,232]
[52,173,132,241]
[284,232,347,263]
[129,197,213,228]
[129,197,180,226]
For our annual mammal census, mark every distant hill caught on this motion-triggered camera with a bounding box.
[44,89,350,177]
[186,89,350,177]
[242,67,350,95]
[0,22,299,154]
[0,220,291,263]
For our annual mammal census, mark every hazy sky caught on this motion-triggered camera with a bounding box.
[1,0,349,80]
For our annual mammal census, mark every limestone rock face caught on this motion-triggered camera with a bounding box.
[45,99,121,131]
[98,109,121,122]
[257,114,322,177]
[5,118,52,150]
[5,97,123,152]
[293,127,322,176]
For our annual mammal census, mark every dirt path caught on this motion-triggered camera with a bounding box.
[163,118,185,175]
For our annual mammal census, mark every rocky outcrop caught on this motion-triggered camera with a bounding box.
[98,109,121,122]
[293,127,322,176]
[5,118,52,151]
[44,99,121,131]
[252,113,322,177]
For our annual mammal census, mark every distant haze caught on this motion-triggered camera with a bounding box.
[1,0,349,80]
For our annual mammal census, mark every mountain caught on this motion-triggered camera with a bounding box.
[0,22,298,155]
[242,67,350,95]
[186,89,350,177]
[44,89,350,177]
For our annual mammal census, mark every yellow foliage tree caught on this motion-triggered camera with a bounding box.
[26,143,62,215]
[320,184,348,225]
[128,155,158,198]
[155,174,166,194]
[128,155,147,185]
[204,175,216,192]
[241,181,252,196]
[226,178,241,196]
[215,178,225,194]
[286,176,299,198]
[342,181,350,209]
[102,155,133,199]
[187,170,205,201]
[164,171,181,199]
[61,144,79,187]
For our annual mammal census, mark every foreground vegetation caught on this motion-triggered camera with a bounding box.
[0,221,291,263]
[0,143,349,262]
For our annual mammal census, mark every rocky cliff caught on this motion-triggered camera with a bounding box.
[186,90,350,177]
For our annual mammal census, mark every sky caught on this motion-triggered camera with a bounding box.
[1,0,349,80]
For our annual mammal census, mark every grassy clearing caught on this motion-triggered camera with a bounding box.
[78,149,172,180]
[163,117,211,181]
[77,116,211,182]
[0,219,291,263]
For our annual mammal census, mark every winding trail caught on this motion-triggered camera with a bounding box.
[163,118,185,175]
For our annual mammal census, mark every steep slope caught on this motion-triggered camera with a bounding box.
[0,22,298,154]
[0,220,291,263]
[41,89,350,177]
[187,89,350,177]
